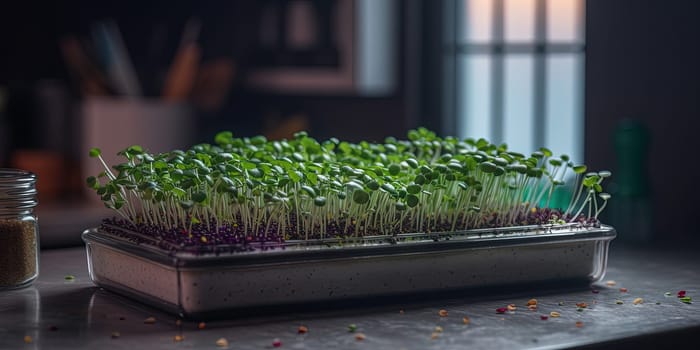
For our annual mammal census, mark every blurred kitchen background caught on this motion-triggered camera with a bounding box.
[0,0,698,247]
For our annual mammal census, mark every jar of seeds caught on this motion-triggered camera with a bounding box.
[0,169,39,289]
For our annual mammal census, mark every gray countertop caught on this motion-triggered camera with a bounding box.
[1,244,699,349]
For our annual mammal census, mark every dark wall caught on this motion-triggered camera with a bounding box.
[585,0,700,241]
[0,0,411,157]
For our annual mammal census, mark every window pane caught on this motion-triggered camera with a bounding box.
[458,55,492,139]
[504,0,536,42]
[504,54,534,154]
[459,0,493,42]
[545,54,584,163]
[548,0,584,42]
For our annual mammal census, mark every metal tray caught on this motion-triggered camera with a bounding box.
[82,224,616,318]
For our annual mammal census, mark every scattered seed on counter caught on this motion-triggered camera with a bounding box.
[558,301,565,306]
[144,316,156,324]
[462,317,470,325]
[664,292,672,297]
[216,337,229,347]
[496,307,507,314]
[540,315,549,320]
[439,309,449,317]
[430,332,439,340]
[633,298,644,305]
[677,290,687,298]
[348,324,357,333]
[619,288,628,293]
[24,336,32,343]
[577,308,584,312]
[549,311,561,318]
[272,338,282,347]
[576,321,584,328]
[355,333,366,341]
[576,302,588,308]
[174,334,184,342]
[605,280,617,286]
[434,326,443,333]
[528,305,538,311]
[507,304,517,311]
[298,325,309,334]
[198,322,206,330]
[64,275,75,281]
[615,300,624,305]
[526,299,538,306]
[656,302,661,305]
[48,325,58,331]
[591,289,600,294]
[111,332,120,339]
[399,309,405,314]
[680,297,692,304]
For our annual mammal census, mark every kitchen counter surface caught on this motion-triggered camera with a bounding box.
[1,244,699,349]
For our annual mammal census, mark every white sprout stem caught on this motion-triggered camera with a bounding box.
[595,199,608,219]
[566,177,585,217]
[96,155,117,180]
[569,196,591,223]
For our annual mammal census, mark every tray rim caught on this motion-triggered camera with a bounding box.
[82,224,616,268]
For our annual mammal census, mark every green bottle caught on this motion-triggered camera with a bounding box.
[607,120,653,244]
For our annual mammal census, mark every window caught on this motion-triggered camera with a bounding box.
[443,0,585,163]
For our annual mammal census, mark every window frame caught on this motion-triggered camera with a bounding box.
[441,0,586,159]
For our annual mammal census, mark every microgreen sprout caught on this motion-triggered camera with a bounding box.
[87,128,611,246]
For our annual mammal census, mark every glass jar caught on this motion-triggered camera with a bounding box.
[0,168,39,290]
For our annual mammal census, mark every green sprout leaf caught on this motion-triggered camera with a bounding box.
[406,194,419,208]
[367,180,380,191]
[314,196,327,207]
[388,164,401,176]
[352,189,370,205]
[215,131,233,145]
[301,185,317,197]
[86,176,98,188]
[381,183,396,194]
[192,191,207,203]
[405,158,419,169]
[479,162,498,173]
[406,184,421,194]
[573,165,587,174]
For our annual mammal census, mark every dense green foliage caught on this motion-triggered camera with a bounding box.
[87,128,610,239]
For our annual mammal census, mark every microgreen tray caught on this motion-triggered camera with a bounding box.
[82,223,615,318]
